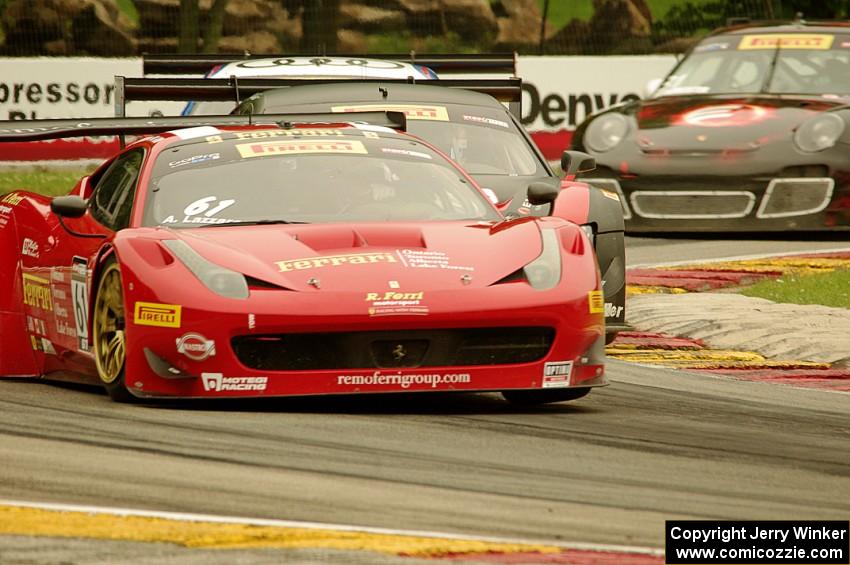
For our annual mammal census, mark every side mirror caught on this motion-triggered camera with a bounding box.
[560,150,596,178]
[51,195,88,218]
[72,175,93,199]
[527,181,560,206]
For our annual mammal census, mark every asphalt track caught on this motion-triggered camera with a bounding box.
[0,236,848,553]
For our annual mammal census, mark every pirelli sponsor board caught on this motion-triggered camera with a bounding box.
[276,252,397,272]
[134,301,182,328]
[237,139,368,158]
[331,104,450,122]
[739,34,834,50]
[22,273,52,311]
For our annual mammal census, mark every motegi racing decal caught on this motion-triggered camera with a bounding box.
[201,373,267,392]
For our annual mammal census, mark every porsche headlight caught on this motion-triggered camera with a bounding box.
[585,113,629,153]
[523,229,561,290]
[163,240,249,299]
[793,114,845,152]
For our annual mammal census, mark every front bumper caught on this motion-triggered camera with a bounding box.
[123,285,606,399]
[586,173,850,232]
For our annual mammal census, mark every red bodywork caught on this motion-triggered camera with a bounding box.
[0,124,606,399]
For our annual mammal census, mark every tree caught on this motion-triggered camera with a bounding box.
[285,0,341,54]
[179,0,230,54]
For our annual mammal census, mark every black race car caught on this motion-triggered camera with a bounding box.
[117,60,628,340]
[572,21,850,232]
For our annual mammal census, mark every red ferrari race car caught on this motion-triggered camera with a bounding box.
[115,66,627,342]
[0,114,606,403]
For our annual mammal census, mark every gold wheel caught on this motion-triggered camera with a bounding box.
[93,261,125,385]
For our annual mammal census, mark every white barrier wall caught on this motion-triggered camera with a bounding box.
[0,58,189,120]
[518,55,677,130]
[0,55,678,160]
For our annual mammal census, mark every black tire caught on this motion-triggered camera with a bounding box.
[92,257,134,402]
[501,387,591,405]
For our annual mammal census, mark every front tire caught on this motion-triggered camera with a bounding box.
[501,387,591,405]
[93,257,134,402]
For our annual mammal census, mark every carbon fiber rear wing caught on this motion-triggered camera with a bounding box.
[0,111,407,142]
[143,53,517,76]
[114,76,523,118]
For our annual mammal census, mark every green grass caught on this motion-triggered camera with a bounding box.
[740,269,850,309]
[0,166,96,198]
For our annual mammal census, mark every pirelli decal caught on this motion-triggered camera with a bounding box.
[588,290,604,314]
[739,34,834,50]
[331,104,450,121]
[276,252,397,272]
[134,302,182,328]
[22,273,52,311]
[1,193,25,206]
[237,139,368,158]
[233,129,344,140]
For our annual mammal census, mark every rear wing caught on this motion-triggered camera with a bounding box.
[0,111,407,142]
[143,53,517,77]
[114,76,523,119]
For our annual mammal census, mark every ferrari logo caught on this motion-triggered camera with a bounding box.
[392,345,407,361]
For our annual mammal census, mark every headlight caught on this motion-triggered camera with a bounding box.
[585,113,629,153]
[793,114,845,152]
[523,229,561,290]
[163,240,249,299]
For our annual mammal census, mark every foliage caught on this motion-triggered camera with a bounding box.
[740,268,850,309]
[116,0,139,28]
[367,31,481,55]
[533,0,593,29]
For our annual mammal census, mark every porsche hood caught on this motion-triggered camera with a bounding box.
[620,94,848,153]
[158,220,547,291]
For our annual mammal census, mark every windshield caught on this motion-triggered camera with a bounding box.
[406,120,540,176]
[262,103,543,177]
[655,32,850,97]
[144,129,499,227]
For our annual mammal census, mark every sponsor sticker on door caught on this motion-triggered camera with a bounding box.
[134,302,181,328]
[543,361,573,388]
